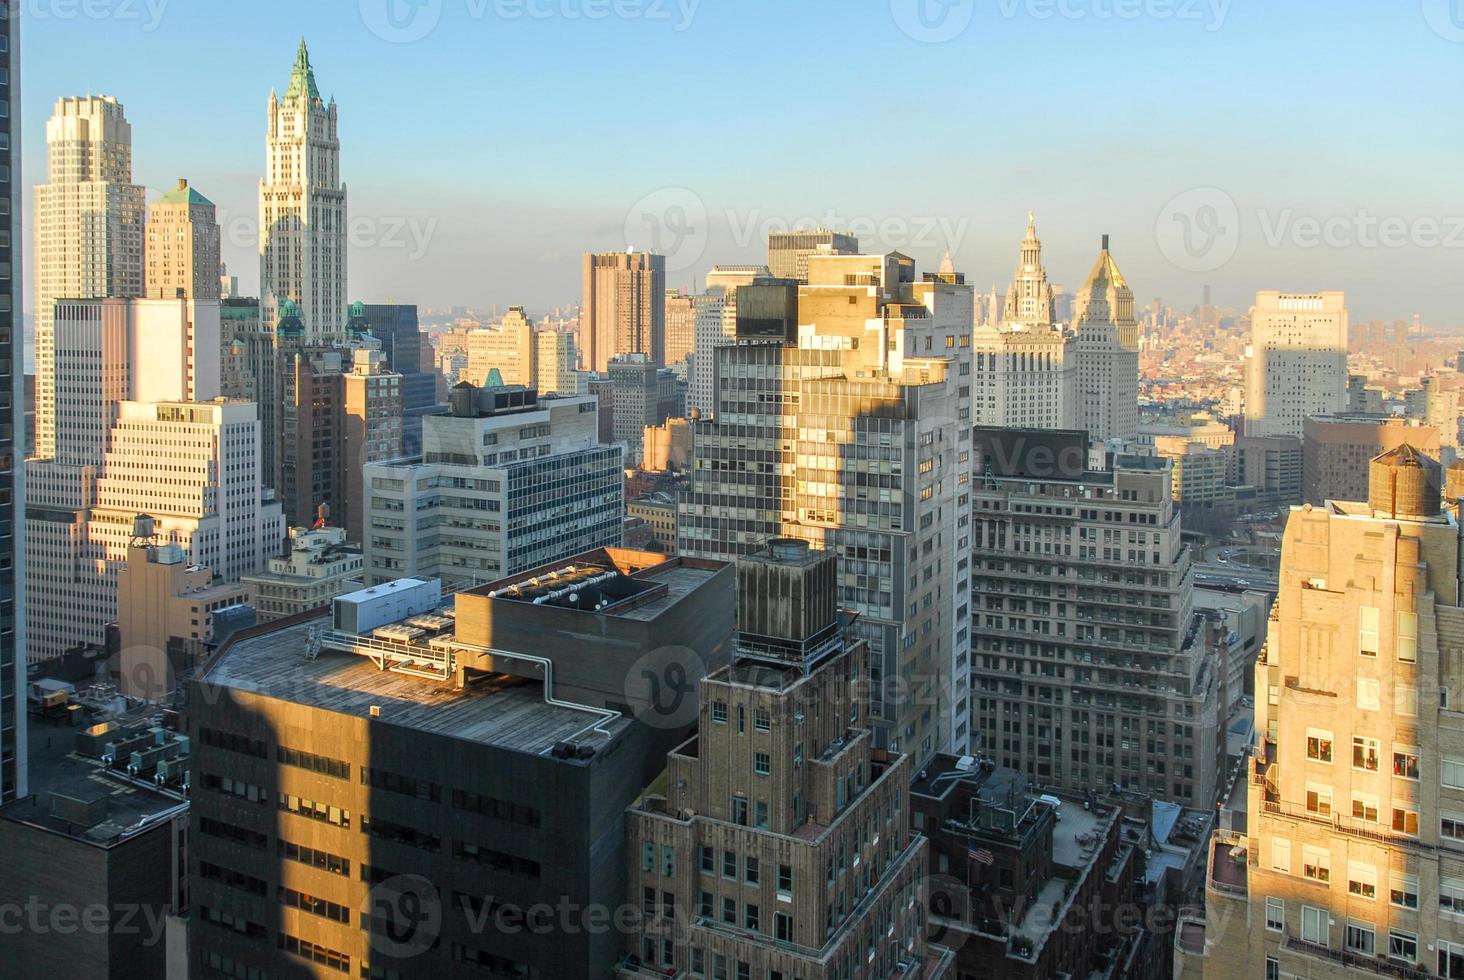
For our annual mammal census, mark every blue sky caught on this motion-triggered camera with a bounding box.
[19,0,1464,324]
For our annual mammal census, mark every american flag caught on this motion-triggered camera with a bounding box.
[968,846,994,866]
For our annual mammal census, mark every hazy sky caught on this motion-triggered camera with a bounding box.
[19,0,1464,325]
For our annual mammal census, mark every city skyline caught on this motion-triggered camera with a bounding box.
[17,1,1464,329]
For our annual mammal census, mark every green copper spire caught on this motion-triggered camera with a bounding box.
[284,37,321,103]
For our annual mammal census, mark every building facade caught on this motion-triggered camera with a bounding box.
[581,250,666,373]
[1072,236,1140,444]
[623,539,951,978]
[767,228,859,283]
[361,385,623,587]
[1244,291,1349,439]
[969,428,1223,810]
[259,40,347,340]
[145,178,220,302]
[1,7,21,803]
[1183,446,1464,980]
[33,94,145,460]
[240,524,362,622]
[1303,414,1441,506]
[971,216,1076,431]
[679,252,973,766]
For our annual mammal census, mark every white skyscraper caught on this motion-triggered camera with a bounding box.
[1072,235,1140,444]
[688,265,770,418]
[33,95,145,459]
[260,40,347,340]
[25,297,279,665]
[971,215,1077,430]
[1244,290,1349,438]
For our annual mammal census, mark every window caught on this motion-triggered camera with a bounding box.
[1444,756,1464,789]
[1301,905,1328,945]
[754,753,770,776]
[754,707,770,732]
[700,846,714,874]
[1347,861,1376,899]
[1305,783,1333,817]
[1264,897,1284,931]
[1352,737,1380,771]
[1441,941,1464,978]
[1389,930,1418,963]
[744,904,759,931]
[1396,683,1419,716]
[642,842,654,871]
[1442,878,1464,915]
[1345,922,1376,955]
[778,864,793,894]
[1302,844,1330,882]
[711,701,727,724]
[1271,838,1291,873]
[744,856,759,885]
[1394,747,1420,779]
[1351,793,1379,822]
[1359,605,1380,656]
[721,897,735,924]
[1397,610,1418,663]
[1306,729,1333,762]
[1357,678,1381,710]
[1391,871,1419,909]
[722,851,737,879]
[1393,806,1420,836]
[1265,957,1279,980]
[690,948,705,977]
[774,912,793,942]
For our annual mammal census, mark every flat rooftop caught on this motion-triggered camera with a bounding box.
[462,549,722,622]
[0,724,186,847]
[203,617,632,757]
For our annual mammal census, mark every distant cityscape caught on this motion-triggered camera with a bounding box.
[6,14,1464,980]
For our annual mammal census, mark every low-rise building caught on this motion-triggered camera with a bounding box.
[240,524,362,622]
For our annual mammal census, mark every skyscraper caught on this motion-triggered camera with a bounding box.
[625,538,950,978]
[1,8,22,805]
[664,287,697,371]
[766,228,859,283]
[1244,290,1349,439]
[688,265,772,419]
[1072,235,1140,444]
[260,40,347,340]
[580,249,665,372]
[970,215,1077,430]
[340,347,402,544]
[1186,445,1464,979]
[33,95,145,459]
[679,252,973,764]
[145,178,221,301]
[969,428,1222,809]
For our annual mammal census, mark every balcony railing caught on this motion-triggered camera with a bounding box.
[1282,932,1431,980]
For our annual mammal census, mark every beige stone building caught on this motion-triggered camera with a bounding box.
[145,178,220,301]
[1304,414,1442,507]
[1245,291,1349,439]
[116,538,250,700]
[1179,445,1464,979]
[581,250,666,372]
[623,539,952,978]
[240,525,361,622]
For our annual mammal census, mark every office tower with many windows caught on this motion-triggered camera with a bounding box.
[1,8,21,804]
[971,215,1076,430]
[767,228,859,283]
[340,347,403,543]
[1072,235,1140,444]
[145,178,221,301]
[624,538,951,978]
[1302,414,1440,507]
[689,265,772,419]
[187,548,734,980]
[1181,445,1464,979]
[581,250,666,372]
[664,288,697,373]
[361,385,622,586]
[1244,291,1349,439]
[259,40,347,340]
[608,353,678,464]
[33,94,145,459]
[969,428,1222,809]
[680,252,973,765]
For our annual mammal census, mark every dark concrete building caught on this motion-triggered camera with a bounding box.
[2,7,21,806]
[186,548,734,980]
[0,720,190,980]
[911,756,1175,980]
